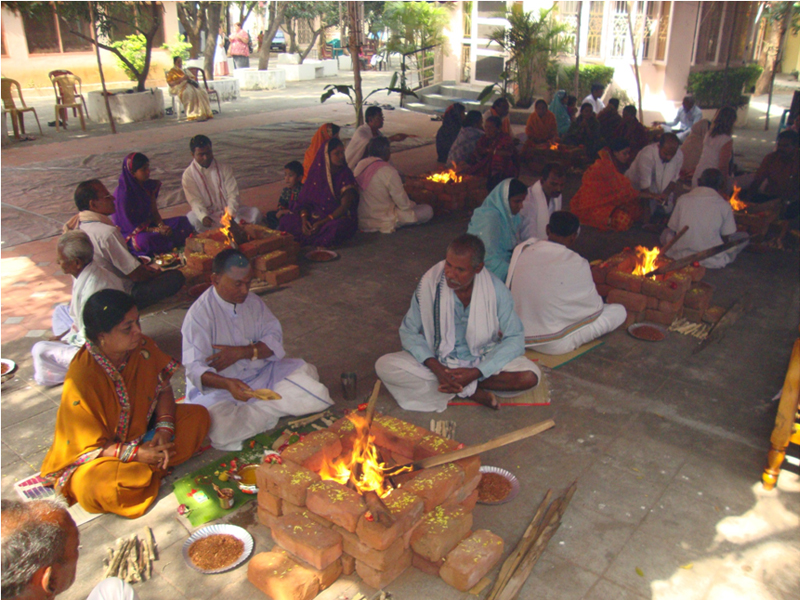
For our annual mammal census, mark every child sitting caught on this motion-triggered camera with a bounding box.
[266,161,303,229]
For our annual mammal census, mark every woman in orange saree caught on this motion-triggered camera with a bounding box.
[302,123,341,183]
[41,290,209,518]
[569,139,644,231]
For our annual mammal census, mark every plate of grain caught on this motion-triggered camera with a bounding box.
[477,466,520,505]
[182,524,253,574]
[627,322,668,342]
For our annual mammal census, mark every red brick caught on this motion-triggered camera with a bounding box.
[641,278,685,303]
[645,309,678,326]
[621,310,636,329]
[258,489,282,516]
[281,430,343,473]
[590,264,606,285]
[202,239,228,257]
[256,460,320,506]
[342,553,355,575]
[455,456,481,483]
[607,270,643,293]
[646,295,659,309]
[185,253,213,272]
[178,266,206,287]
[667,271,692,294]
[410,505,473,562]
[257,505,280,530]
[459,488,479,512]
[447,471,482,507]
[371,415,426,458]
[440,530,505,592]
[413,433,459,461]
[273,549,342,592]
[356,488,425,550]
[271,513,343,570]
[607,289,648,314]
[402,463,465,512]
[658,298,683,313]
[248,551,319,600]
[390,452,414,467]
[684,282,714,311]
[355,547,412,589]
[683,306,705,323]
[185,235,204,254]
[684,264,706,282]
[242,223,283,240]
[412,552,444,576]
[306,480,366,532]
[703,305,726,323]
[327,416,359,451]
[282,501,334,528]
[334,525,406,571]
[595,283,613,298]
[240,237,288,258]
[264,265,301,286]
[253,250,290,273]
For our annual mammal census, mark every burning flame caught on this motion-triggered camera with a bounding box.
[220,209,233,242]
[550,142,559,151]
[318,414,405,497]
[427,168,462,184]
[729,185,747,212]
[631,246,660,276]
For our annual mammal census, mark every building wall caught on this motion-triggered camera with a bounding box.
[1,2,181,96]
[663,1,698,100]
[782,29,800,75]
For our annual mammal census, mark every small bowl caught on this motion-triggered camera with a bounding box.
[305,249,339,262]
[1,359,18,384]
[237,464,259,494]
[628,322,668,342]
[477,466,520,505]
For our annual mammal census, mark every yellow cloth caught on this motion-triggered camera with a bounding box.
[41,336,210,518]
[167,67,213,121]
[525,110,557,146]
[303,124,334,183]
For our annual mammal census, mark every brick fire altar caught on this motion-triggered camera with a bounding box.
[404,169,487,215]
[247,413,505,598]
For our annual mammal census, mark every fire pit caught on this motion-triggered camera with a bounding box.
[404,169,487,214]
[248,412,506,597]
[728,185,784,245]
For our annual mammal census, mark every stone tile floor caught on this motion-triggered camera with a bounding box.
[1,87,799,600]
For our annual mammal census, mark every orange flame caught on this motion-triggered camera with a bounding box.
[550,142,559,151]
[427,168,463,184]
[729,185,747,212]
[631,246,660,276]
[220,208,233,241]
[317,414,405,497]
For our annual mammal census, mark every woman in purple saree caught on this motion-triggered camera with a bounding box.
[112,153,194,256]
[279,138,358,247]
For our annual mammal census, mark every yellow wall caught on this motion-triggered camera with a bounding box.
[783,29,800,75]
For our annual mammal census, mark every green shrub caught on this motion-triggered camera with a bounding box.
[111,34,148,83]
[686,65,762,108]
[162,34,192,61]
[546,64,614,100]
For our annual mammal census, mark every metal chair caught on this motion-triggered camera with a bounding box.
[186,66,221,113]
[49,70,89,125]
[53,75,86,132]
[1,78,43,138]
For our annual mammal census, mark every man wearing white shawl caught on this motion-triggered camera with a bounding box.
[507,212,626,355]
[626,134,683,215]
[376,234,540,411]
[519,163,564,241]
[182,135,262,231]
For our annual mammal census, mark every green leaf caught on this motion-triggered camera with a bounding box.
[635,567,645,578]
[320,89,336,104]
[477,84,496,103]
[389,71,399,91]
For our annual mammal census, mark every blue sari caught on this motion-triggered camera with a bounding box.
[466,179,520,281]
[550,91,571,135]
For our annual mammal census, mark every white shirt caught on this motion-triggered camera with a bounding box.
[66,262,126,347]
[626,143,684,194]
[345,124,379,171]
[78,221,138,292]
[182,159,241,221]
[519,181,561,241]
[666,104,703,132]
[581,94,605,114]
[666,187,737,268]
[354,157,418,233]
[181,287,301,408]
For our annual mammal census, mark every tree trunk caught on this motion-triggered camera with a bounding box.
[204,3,222,80]
[626,2,643,121]
[765,5,792,130]
[137,3,162,92]
[574,1,582,100]
[89,1,116,134]
[755,10,784,95]
[299,27,322,63]
[349,1,364,126]
[177,2,206,59]
[258,1,287,70]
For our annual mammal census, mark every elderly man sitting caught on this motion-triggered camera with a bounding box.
[626,133,683,217]
[354,137,433,234]
[31,231,125,386]
[182,249,333,450]
[375,234,540,412]
[345,106,408,171]
[507,212,627,355]
[653,96,703,141]
[1,498,137,600]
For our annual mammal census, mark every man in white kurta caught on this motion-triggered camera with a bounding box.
[182,135,261,232]
[375,234,540,412]
[655,96,703,141]
[507,212,626,355]
[519,163,564,241]
[32,231,126,386]
[345,106,408,171]
[626,134,683,215]
[661,168,747,268]
[182,249,332,450]
[581,84,605,113]
[354,137,433,233]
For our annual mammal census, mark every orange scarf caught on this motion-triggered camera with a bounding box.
[525,111,557,144]
[303,124,335,183]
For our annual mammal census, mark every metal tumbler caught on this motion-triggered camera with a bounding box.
[341,372,357,401]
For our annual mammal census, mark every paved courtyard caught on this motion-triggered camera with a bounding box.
[1,75,799,600]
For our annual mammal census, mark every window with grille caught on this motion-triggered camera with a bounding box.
[697,2,722,64]
[655,1,670,61]
[610,1,628,58]
[21,2,93,54]
[730,2,753,61]
[557,1,579,54]
[586,0,605,57]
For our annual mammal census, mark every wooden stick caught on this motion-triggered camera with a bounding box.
[692,298,750,355]
[660,225,688,255]
[363,490,395,526]
[287,410,329,428]
[384,419,555,476]
[104,537,129,579]
[649,236,749,276]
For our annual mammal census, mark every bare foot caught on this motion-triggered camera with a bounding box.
[469,389,500,411]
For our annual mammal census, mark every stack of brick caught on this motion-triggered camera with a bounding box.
[404,172,487,215]
[249,413,503,598]
[591,250,712,328]
[179,224,301,288]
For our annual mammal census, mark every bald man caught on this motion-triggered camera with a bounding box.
[1,499,136,600]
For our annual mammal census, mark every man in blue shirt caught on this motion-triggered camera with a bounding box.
[375,234,540,411]
[654,96,703,141]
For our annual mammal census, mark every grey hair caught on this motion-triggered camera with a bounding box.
[366,136,391,160]
[58,230,94,264]
[1,498,71,598]
[447,233,485,269]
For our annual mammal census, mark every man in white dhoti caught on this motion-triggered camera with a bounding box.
[626,133,683,216]
[375,234,540,412]
[1,498,138,600]
[345,106,408,171]
[507,212,626,355]
[181,135,262,232]
[182,249,333,451]
[32,231,126,386]
[661,168,748,268]
[354,137,433,233]
[519,163,564,241]
[653,96,703,142]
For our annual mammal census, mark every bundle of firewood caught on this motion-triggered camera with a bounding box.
[102,528,156,584]
[430,419,456,440]
[487,481,577,600]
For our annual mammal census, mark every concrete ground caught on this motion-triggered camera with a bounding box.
[1,75,799,600]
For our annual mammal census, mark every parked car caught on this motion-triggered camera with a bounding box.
[270,30,286,53]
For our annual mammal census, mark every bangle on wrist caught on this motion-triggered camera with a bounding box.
[250,343,258,361]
